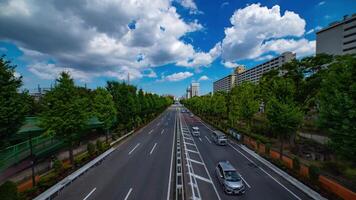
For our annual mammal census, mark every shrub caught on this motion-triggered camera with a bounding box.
[309,165,320,182]
[265,143,271,155]
[53,159,64,174]
[0,181,19,200]
[292,157,300,171]
[344,168,356,181]
[37,172,57,191]
[74,152,89,166]
[96,140,104,152]
[322,161,346,176]
[87,142,96,157]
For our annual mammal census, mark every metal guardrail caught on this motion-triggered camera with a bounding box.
[34,147,115,200]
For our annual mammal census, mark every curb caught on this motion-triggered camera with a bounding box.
[190,112,327,200]
[239,144,327,200]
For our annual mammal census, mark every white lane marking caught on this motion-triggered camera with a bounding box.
[187,158,204,165]
[83,187,96,200]
[228,143,257,165]
[148,129,153,134]
[161,129,165,134]
[185,141,196,146]
[228,144,301,200]
[205,136,212,144]
[166,111,177,200]
[258,166,301,200]
[124,188,133,200]
[128,143,140,155]
[240,175,251,188]
[186,149,199,154]
[150,143,158,155]
[190,173,213,183]
[199,138,202,142]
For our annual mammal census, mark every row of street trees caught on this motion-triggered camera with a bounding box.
[0,56,173,165]
[182,54,355,162]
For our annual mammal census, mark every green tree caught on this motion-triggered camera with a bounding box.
[318,54,356,161]
[265,78,303,160]
[0,56,27,146]
[40,72,89,165]
[92,87,117,143]
[229,82,259,131]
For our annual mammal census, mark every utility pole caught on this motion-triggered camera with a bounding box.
[127,73,130,85]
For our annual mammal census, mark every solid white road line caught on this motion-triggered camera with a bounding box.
[258,166,301,200]
[124,188,133,200]
[150,143,158,155]
[228,143,301,200]
[128,143,140,155]
[240,175,251,188]
[83,187,96,200]
[161,129,165,134]
[205,136,212,144]
[148,129,153,134]
[199,138,202,142]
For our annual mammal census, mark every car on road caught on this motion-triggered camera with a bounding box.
[189,113,194,117]
[215,161,245,195]
[191,126,200,136]
[212,130,227,145]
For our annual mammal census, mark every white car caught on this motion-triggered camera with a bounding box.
[192,126,200,136]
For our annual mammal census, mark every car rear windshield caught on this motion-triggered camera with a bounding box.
[224,170,241,182]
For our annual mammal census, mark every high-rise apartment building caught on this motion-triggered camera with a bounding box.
[213,74,236,93]
[213,66,245,93]
[236,52,296,85]
[316,14,356,55]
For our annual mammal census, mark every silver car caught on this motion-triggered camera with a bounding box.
[215,161,245,195]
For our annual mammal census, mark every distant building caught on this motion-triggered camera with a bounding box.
[236,52,296,85]
[316,14,356,55]
[185,82,199,99]
[213,74,236,93]
[186,86,191,99]
[29,85,52,101]
[191,82,199,97]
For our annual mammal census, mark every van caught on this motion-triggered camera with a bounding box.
[212,130,227,145]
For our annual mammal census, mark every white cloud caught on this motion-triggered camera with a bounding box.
[222,61,239,68]
[0,0,207,82]
[318,1,326,6]
[221,2,229,8]
[198,75,209,81]
[176,42,221,68]
[164,71,193,82]
[220,3,313,62]
[144,69,157,78]
[306,26,322,35]
[177,0,202,14]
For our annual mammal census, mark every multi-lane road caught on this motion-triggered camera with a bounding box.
[54,105,315,200]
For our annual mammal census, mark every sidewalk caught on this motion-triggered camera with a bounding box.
[0,136,106,184]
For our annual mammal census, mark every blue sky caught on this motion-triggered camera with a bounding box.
[0,0,355,97]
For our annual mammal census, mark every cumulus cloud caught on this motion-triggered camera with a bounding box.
[176,0,202,14]
[222,61,239,68]
[0,0,206,82]
[176,42,221,68]
[198,75,209,81]
[220,3,314,62]
[164,71,193,82]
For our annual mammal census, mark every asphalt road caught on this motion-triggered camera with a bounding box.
[53,105,315,200]
[55,106,177,200]
[180,110,313,200]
